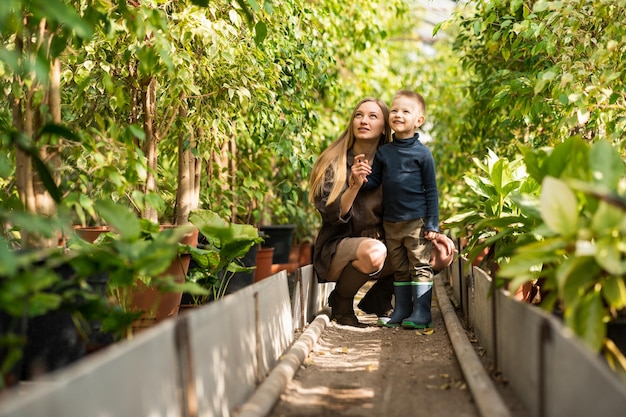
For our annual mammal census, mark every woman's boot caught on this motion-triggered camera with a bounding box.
[384,282,413,328]
[328,263,370,327]
[401,281,433,329]
[357,274,394,324]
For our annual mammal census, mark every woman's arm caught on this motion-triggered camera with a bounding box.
[341,153,370,216]
[360,154,382,191]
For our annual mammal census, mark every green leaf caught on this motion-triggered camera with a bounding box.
[519,145,548,184]
[501,48,510,61]
[144,193,165,214]
[442,210,481,228]
[254,21,267,45]
[589,140,625,189]
[509,194,542,220]
[533,1,550,13]
[567,180,626,213]
[602,275,626,311]
[37,0,93,40]
[28,292,63,316]
[591,201,626,234]
[128,124,146,141]
[491,159,504,195]
[540,177,578,237]
[547,137,587,180]
[29,152,62,204]
[499,237,568,278]
[473,215,530,230]
[190,210,230,242]
[557,257,599,307]
[595,236,626,275]
[94,200,141,241]
[568,291,605,352]
[38,123,81,143]
[464,176,494,199]
[0,239,18,277]
[246,0,262,13]
[473,21,482,36]
[510,0,523,13]
[498,252,544,282]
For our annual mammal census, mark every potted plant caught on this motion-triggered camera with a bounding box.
[496,137,626,371]
[181,209,263,306]
[69,199,214,332]
[442,148,542,299]
[446,138,626,374]
[0,208,138,389]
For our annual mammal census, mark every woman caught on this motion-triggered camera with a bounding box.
[309,97,395,327]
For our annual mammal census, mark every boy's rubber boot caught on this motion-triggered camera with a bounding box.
[384,282,413,328]
[328,263,370,328]
[401,281,433,329]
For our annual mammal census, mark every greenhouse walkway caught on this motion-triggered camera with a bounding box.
[246,278,525,417]
[2,259,626,417]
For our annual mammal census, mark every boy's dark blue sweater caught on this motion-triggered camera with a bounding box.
[362,133,439,232]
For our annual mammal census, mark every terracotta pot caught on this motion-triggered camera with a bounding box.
[298,241,313,266]
[130,227,199,333]
[254,247,275,282]
[74,226,112,243]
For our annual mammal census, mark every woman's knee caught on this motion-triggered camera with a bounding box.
[353,240,387,274]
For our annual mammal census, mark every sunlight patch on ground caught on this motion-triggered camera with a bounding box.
[280,381,375,411]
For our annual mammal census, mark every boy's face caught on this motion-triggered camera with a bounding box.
[389,96,425,139]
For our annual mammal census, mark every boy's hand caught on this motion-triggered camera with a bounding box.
[425,230,438,241]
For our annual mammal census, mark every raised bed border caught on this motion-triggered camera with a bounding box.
[5,255,624,417]
[446,254,626,417]
[0,270,314,417]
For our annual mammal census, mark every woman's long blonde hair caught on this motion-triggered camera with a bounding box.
[309,98,391,206]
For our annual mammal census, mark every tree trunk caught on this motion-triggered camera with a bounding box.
[192,127,202,213]
[34,57,62,220]
[12,18,61,248]
[142,76,159,223]
[212,129,231,219]
[228,132,237,222]
[174,100,193,226]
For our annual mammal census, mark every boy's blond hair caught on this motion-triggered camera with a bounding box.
[393,90,426,115]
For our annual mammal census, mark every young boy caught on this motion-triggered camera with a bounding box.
[356,90,440,328]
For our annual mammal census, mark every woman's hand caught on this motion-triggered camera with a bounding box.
[350,153,372,188]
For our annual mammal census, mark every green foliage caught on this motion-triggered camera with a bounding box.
[443,149,541,269]
[432,0,626,219]
[444,133,626,365]
[433,0,626,370]
[0,207,135,389]
[495,138,626,356]
[69,200,196,298]
[185,209,263,303]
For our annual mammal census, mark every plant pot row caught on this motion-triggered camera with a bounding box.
[2,219,313,390]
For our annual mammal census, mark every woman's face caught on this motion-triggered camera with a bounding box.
[352,101,386,142]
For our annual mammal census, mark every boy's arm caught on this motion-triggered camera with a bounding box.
[360,155,383,191]
[422,153,440,232]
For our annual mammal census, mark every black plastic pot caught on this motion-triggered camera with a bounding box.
[260,224,296,264]
[21,262,114,380]
[222,243,258,295]
[607,319,626,356]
